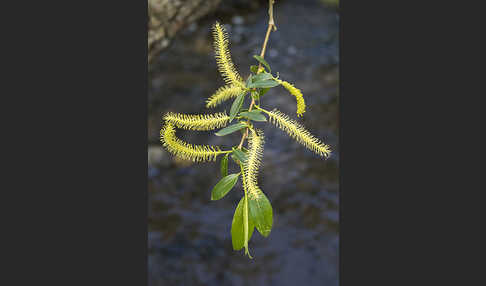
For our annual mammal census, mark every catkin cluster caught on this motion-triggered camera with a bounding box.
[264,109,331,158]
[212,22,244,87]
[276,79,306,117]
[244,129,264,199]
[160,123,225,162]
[164,112,230,131]
[206,84,244,108]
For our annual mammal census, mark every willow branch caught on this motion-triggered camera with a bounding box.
[237,0,276,149]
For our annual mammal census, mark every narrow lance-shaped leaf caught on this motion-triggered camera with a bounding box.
[253,55,271,73]
[242,109,261,114]
[229,92,246,123]
[240,108,261,114]
[231,148,248,164]
[251,90,260,102]
[246,74,253,87]
[243,188,252,258]
[247,79,280,89]
[239,110,267,122]
[215,122,247,136]
[251,72,273,83]
[248,188,273,237]
[211,173,239,200]
[220,153,228,177]
[231,196,255,251]
[240,162,253,258]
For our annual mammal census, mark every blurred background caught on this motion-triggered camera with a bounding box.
[148,0,339,285]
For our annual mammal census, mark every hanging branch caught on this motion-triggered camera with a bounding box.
[160,0,331,258]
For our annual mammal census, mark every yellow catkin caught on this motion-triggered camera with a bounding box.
[206,84,244,108]
[163,111,229,131]
[264,108,331,158]
[277,79,306,117]
[212,22,244,87]
[244,129,264,199]
[160,123,224,162]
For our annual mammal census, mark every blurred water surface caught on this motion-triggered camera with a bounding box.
[148,0,339,285]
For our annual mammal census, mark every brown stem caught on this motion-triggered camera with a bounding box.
[237,0,275,149]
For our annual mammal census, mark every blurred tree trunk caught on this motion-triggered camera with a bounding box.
[148,0,222,64]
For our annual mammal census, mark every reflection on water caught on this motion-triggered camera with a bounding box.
[149,0,339,285]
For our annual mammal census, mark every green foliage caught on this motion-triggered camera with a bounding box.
[248,188,273,237]
[160,14,332,259]
[253,55,271,73]
[250,72,273,82]
[239,110,267,122]
[220,154,228,177]
[211,173,239,200]
[231,148,247,164]
[214,122,247,136]
[247,78,280,89]
[259,87,270,97]
[231,196,255,252]
[229,92,246,123]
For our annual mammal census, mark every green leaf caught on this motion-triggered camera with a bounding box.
[251,72,273,83]
[242,109,261,113]
[259,88,270,97]
[215,122,247,136]
[231,148,248,164]
[251,90,260,101]
[229,92,246,123]
[231,197,255,250]
[248,188,273,237]
[250,65,259,74]
[220,154,228,177]
[253,55,271,73]
[245,75,253,87]
[239,111,267,122]
[211,173,239,200]
[247,79,280,89]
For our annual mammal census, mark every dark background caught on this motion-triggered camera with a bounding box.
[149,0,339,285]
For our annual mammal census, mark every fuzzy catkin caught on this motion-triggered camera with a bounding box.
[164,111,229,131]
[160,123,224,162]
[212,22,244,87]
[206,84,244,108]
[277,79,306,117]
[244,129,264,199]
[265,109,331,158]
